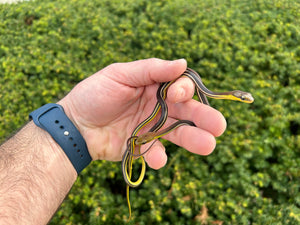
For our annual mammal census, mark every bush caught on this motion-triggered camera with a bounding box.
[1,0,300,224]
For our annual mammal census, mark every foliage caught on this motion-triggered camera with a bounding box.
[1,0,300,224]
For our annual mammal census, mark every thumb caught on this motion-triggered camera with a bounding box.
[106,58,187,87]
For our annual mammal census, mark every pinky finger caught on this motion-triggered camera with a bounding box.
[143,140,167,170]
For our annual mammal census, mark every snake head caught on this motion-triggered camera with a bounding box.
[232,90,254,103]
[135,132,156,145]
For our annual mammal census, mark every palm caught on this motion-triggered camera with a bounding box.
[63,70,163,161]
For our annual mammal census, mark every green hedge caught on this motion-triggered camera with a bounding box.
[1,0,300,224]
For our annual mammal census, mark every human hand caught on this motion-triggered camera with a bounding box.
[59,58,227,169]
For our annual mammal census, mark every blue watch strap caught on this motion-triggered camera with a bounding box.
[29,103,92,174]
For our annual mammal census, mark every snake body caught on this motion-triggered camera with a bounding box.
[121,68,254,219]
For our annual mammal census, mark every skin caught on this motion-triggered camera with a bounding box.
[0,58,226,224]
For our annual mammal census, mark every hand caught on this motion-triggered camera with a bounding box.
[59,58,227,169]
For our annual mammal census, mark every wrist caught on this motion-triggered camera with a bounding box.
[29,103,92,173]
[28,121,78,180]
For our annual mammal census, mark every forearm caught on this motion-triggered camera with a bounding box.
[0,121,77,225]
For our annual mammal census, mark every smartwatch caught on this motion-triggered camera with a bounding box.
[29,103,92,174]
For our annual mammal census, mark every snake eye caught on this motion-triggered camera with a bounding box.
[241,96,246,101]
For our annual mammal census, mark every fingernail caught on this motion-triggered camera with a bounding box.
[170,58,186,65]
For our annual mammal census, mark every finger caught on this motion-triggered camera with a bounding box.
[158,118,217,156]
[106,58,187,87]
[167,99,227,137]
[167,76,195,103]
[142,140,168,170]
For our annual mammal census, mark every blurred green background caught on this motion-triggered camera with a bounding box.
[1,0,300,224]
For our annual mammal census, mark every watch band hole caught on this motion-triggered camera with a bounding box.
[60,125,64,129]
[77,149,80,152]
[55,120,59,124]
[73,144,77,147]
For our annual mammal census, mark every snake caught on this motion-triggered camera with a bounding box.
[121,68,254,219]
